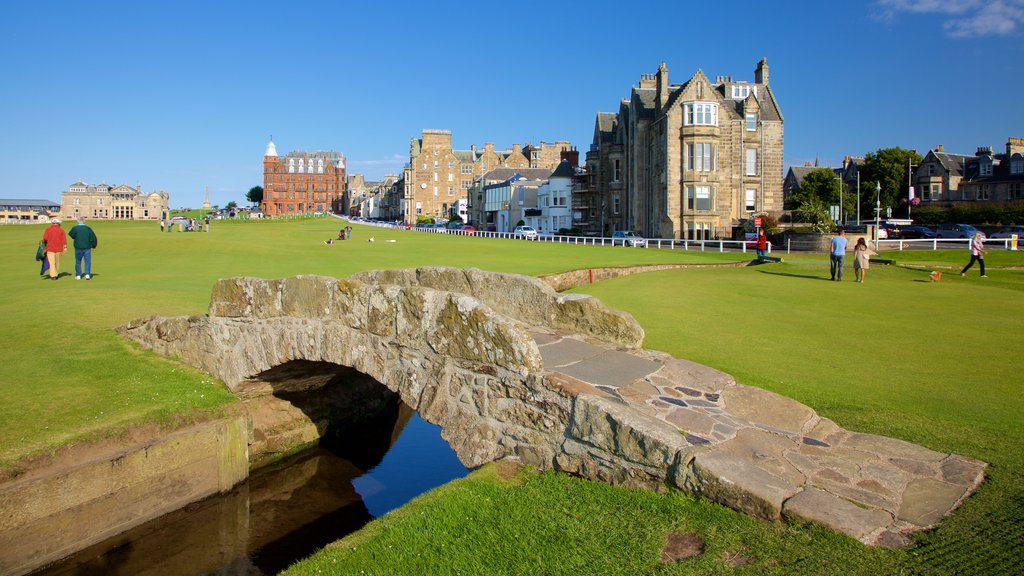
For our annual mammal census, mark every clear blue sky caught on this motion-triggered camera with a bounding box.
[1,0,1021,208]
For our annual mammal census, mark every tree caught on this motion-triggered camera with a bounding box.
[789,168,854,218]
[246,186,264,206]
[859,148,922,219]
[225,201,238,210]
[793,196,835,234]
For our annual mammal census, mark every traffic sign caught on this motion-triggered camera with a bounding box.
[753,217,762,227]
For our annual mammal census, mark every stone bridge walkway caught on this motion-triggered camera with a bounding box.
[117,268,986,549]
[529,328,985,548]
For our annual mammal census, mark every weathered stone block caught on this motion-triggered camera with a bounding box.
[721,385,814,434]
[898,478,969,527]
[281,275,335,318]
[569,394,684,469]
[783,487,894,542]
[686,452,799,520]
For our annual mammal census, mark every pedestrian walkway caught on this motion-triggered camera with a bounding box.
[531,329,986,548]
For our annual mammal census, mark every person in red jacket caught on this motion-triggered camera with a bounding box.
[755,229,768,259]
[41,218,67,280]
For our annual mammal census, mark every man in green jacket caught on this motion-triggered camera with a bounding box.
[68,216,98,280]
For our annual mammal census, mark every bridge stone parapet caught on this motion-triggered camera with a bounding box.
[117,268,986,547]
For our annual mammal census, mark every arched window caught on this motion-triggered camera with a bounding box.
[1011,153,1023,175]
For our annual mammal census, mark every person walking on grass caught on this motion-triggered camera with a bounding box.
[41,218,67,281]
[961,232,988,277]
[68,216,98,280]
[829,228,848,281]
[853,237,877,283]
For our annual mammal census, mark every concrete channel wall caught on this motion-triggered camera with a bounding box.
[0,416,249,576]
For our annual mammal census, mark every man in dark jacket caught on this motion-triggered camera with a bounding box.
[68,216,98,280]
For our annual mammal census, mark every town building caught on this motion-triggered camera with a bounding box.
[467,167,554,231]
[261,140,346,216]
[60,182,169,221]
[587,59,784,239]
[1,199,61,224]
[532,160,576,234]
[913,138,1024,203]
[402,130,573,224]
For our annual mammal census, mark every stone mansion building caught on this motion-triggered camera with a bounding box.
[60,182,169,221]
[587,59,784,239]
[261,140,347,216]
[398,130,572,223]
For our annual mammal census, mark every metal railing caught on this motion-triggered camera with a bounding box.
[344,217,1021,253]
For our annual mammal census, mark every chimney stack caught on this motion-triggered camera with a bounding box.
[937,144,944,152]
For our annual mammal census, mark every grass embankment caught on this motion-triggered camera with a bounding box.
[0,218,738,473]
[287,248,1024,575]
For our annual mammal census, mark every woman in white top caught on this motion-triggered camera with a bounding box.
[960,232,987,277]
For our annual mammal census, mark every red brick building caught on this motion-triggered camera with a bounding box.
[261,140,347,216]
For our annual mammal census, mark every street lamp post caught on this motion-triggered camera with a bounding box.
[836,171,844,225]
[907,158,917,219]
[875,180,881,249]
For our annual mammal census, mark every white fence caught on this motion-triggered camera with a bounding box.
[343,217,1020,253]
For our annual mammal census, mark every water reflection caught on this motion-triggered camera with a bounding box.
[34,410,469,576]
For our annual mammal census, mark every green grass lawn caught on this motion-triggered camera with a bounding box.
[0,218,740,472]
[3,219,1022,575]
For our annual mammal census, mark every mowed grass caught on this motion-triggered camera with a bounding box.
[4,218,1022,574]
[0,218,741,472]
[286,248,1024,576]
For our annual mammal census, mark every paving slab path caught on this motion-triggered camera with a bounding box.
[531,328,986,548]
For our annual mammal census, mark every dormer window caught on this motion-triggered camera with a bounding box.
[745,113,757,131]
[731,85,757,99]
[684,102,718,126]
[980,157,993,177]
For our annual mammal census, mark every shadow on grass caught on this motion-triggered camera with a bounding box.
[756,270,834,282]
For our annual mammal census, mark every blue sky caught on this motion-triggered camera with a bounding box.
[1,0,1021,208]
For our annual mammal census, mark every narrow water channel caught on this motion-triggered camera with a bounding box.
[33,409,469,575]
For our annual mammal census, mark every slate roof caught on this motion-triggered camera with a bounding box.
[0,199,61,208]
[453,150,476,163]
[595,112,617,144]
[479,167,554,185]
[784,166,816,188]
[933,151,972,176]
[549,160,575,179]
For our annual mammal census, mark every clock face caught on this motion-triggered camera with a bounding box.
[421,183,427,189]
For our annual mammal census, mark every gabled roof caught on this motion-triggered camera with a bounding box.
[932,151,972,176]
[454,150,476,163]
[632,88,656,119]
[549,160,575,179]
[479,167,554,185]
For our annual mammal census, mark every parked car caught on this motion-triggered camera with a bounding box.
[900,225,937,239]
[935,223,985,239]
[879,222,901,239]
[513,225,538,240]
[611,230,647,247]
[990,225,1024,239]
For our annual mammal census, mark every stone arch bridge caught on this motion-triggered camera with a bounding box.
[118,267,985,547]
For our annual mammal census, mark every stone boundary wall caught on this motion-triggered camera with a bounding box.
[0,416,248,576]
[537,262,751,292]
